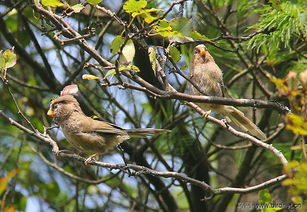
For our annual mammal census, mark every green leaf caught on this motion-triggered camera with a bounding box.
[123,0,147,13]
[170,17,191,36]
[86,0,103,5]
[119,39,135,65]
[259,189,272,204]
[180,65,188,70]
[131,8,160,23]
[0,56,5,70]
[158,19,171,29]
[154,20,174,37]
[259,189,279,212]
[71,4,84,13]
[119,65,139,72]
[0,177,9,195]
[142,103,153,113]
[190,31,210,41]
[155,19,192,41]
[104,69,116,79]
[168,46,181,63]
[148,47,157,71]
[14,192,27,211]
[0,169,18,195]
[3,49,17,69]
[82,74,100,80]
[111,36,125,54]
[237,0,257,17]
[104,65,140,79]
[0,49,17,70]
[41,0,64,7]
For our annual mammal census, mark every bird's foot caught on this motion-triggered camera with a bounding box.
[84,154,97,166]
[43,125,59,135]
[202,110,212,118]
[222,119,230,128]
[116,144,124,152]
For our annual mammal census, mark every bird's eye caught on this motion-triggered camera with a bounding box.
[194,49,199,54]
[53,103,59,110]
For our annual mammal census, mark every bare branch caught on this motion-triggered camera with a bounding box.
[185,102,288,166]
[214,175,287,194]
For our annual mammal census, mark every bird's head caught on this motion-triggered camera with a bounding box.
[192,44,213,64]
[47,95,82,123]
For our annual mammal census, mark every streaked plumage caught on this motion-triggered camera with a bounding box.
[47,95,170,163]
[189,44,266,140]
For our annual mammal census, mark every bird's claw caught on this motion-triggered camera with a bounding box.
[222,119,230,128]
[202,110,211,118]
[116,144,124,152]
[84,154,97,166]
[84,158,93,166]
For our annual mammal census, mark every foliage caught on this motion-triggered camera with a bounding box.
[258,189,280,212]
[0,49,16,80]
[282,161,307,211]
[247,0,306,52]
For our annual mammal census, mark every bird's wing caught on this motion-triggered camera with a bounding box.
[81,118,126,135]
[219,81,225,97]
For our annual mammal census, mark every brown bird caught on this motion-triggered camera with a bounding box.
[189,44,266,140]
[47,95,170,164]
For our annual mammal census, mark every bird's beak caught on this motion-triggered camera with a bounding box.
[199,48,207,57]
[47,109,55,117]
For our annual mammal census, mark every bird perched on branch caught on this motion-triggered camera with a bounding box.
[47,86,170,164]
[188,44,266,140]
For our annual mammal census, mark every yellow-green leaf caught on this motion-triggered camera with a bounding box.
[155,19,171,31]
[71,4,84,13]
[148,47,157,71]
[155,20,173,37]
[168,46,181,63]
[104,65,140,79]
[259,189,272,204]
[82,74,100,80]
[270,76,289,92]
[0,177,9,195]
[132,8,160,17]
[119,65,140,72]
[190,31,210,41]
[286,113,307,135]
[119,39,135,65]
[104,69,116,79]
[111,36,125,54]
[123,0,147,13]
[41,0,64,7]
[180,65,188,70]
[154,19,188,39]
[0,170,18,195]
[131,8,160,23]
[8,169,18,178]
[0,49,17,70]
[4,206,14,212]
[0,55,5,70]
[170,17,191,36]
[86,0,103,5]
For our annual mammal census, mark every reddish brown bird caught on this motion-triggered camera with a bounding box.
[189,44,266,140]
[47,95,170,164]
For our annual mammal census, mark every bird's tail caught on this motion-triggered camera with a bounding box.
[126,128,171,138]
[221,106,267,140]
